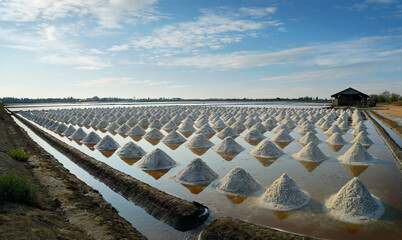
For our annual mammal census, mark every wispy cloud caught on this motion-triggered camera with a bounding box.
[125,8,282,55]
[158,35,402,70]
[0,0,160,28]
[71,78,172,87]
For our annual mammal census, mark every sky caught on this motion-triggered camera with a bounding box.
[0,0,401,99]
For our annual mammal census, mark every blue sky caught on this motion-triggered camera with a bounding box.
[0,0,401,99]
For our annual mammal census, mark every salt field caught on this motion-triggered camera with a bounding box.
[11,102,402,239]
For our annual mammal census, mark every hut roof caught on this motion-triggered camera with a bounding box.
[331,87,369,98]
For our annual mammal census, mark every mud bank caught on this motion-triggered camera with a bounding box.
[365,111,402,169]
[0,108,145,239]
[199,217,318,240]
[13,112,209,231]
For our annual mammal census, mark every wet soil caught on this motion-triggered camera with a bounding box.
[199,217,319,240]
[0,107,146,239]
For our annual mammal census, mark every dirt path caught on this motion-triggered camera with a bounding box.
[0,107,146,239]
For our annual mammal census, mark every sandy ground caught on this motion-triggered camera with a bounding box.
[0,106,146,239]
[372,104,402,138]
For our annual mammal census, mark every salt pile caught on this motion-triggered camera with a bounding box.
[261,173,310,210]
[117,142,146,159]
[178,122,196,133]
[136,148,176,170]
[116,123,131,134]
[63,125,76,136]
[81,132,102,145]
[292,142,327,161]
[96,120,109,129]
[271,129,294,142]
[272,124,291,134]
[213,137,245,154]
[351,124,368,135]
[127,125,146,136]
[327,132,347,145]
[324,124,343,136]
[106,122,120,131]
[162,120,179,131]
[213,119,227,130]
[339,143,376,165]
[250,140,284,158]
[161,130,186,144]
[217,167,259,195]
[70,128,87,140]
[54,123,68,133]
[49,122,59,131]
[299,132,321,145]
[172,158,218,184]
[185,134,214,149]
[217,127,239,139]
[351,132,373,146]
[149,119,163,129]
[195,124,216,136]
[243,128,266,141]
[326,177,384,223]
[95,135,120,151]
[231,121,246,132]
[143,128,164,140]
[252,122,268,133]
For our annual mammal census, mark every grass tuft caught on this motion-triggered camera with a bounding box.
[0,174,37,205]
[8,149,30,162]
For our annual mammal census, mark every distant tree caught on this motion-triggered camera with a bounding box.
[389,93,400,103]
[369,94,378,103]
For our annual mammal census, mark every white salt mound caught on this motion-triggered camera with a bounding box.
[299,132,320,145]
[327,132,347,145]
[127,125,146,136]
[292,142,327,161]
[351,132,373,146]
[213,137,245,153]
[217,127,239,139]
[185,134,214,149]
[95,135,120,151]
[262,173,310,210]
[63,125,76,136]
[326,177,384,223]
[178,122,196,133]
[195,124,216,136]
[117,142,146,159]
[81,132,101,144]
[161,130,186,144]
[54,123,67,133]
[172,158,218,184]
[250,140,284,158]
[217,167,259,195]
[339,143,376,165]
[106,122,119,131]
[271,129,294,142]
[243,128,266,141]
[136,148,176,170]
[116,123,131,134]
[144,128,164,140]
[70,128,87,140]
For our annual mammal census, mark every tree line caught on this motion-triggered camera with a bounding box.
[369,91,401,104]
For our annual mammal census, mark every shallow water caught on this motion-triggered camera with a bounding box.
[13,103,402,240]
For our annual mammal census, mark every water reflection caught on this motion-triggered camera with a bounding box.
[130,136,142,142]
[120,157,141,166]
[273,141,291,149]
[189,148,209,156]
[273,211,292,221]
[118,133,128,138]
[180,132,193,138]
[225,194,248,204]
[216,152,239,161]
[298,160,323,172]
[328,144,344,152]
[84,143,96,151]
[344,223,362,233]
[142,169,171,180]
[254,157,278,167]
[234,129,245,134]
[345,164,369,177]
[145,139,161,146]
[98,149,116,158]
[164,143,183,150]
[244,139,263,146]
[180,183,209,195]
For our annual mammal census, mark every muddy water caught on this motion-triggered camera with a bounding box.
[13,104,402,240]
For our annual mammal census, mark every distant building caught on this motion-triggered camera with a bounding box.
[331,87,369,106]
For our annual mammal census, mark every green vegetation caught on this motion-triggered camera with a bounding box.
[369,91,401,104]
[0,174,37,205]
[8,149,30,162]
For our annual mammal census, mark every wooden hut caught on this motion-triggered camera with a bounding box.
[331,87,369,106]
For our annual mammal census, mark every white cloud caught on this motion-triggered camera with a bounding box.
[71,78,172,87]
[158,35,402,70]
[39,54,111,70]
[107,44,130,52]
[239,7,277,17]
[129,9,280,55]
[0,0,159,28]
